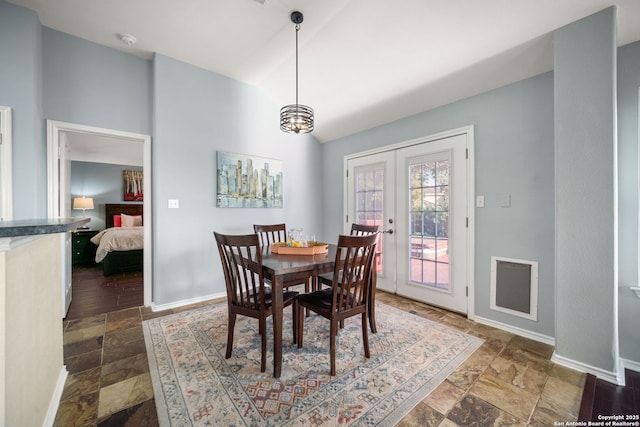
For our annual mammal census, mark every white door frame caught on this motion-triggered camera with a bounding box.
[47,120,152,307]
[344,125,476,319]
[0,106,12,221]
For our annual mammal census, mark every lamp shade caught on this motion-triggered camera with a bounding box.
[280,104,314,134]
[73,197,94,210]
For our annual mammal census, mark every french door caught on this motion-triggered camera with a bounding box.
[346,132,470,314]
[346,151,396,293]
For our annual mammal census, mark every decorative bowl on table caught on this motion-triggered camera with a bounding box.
[271,241,329,255]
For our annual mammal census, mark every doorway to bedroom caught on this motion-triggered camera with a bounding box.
[46,121,152,318]
[65,268,144,319]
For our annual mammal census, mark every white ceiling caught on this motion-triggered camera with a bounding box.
[10,0,640,143]
[64,131,143,167]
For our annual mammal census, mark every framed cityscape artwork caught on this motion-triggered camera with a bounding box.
[216,151,283,208]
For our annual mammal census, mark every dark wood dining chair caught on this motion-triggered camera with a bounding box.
[317,223,380,332]
[295,233,378,376]
[350,223,380,236]
[253,223,287,247]
[253,223,312,294]
[214,232,298,373]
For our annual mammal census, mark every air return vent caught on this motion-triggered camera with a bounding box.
[490,256,538,321]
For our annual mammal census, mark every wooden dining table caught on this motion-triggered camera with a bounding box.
[259,244,337,378]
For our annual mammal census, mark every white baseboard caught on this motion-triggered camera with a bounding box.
[150,291,226,312]
[621,358,640,375]
[551,352,623,385]
[473,315,555,346]
[472,318,638,386]
[43,366,68,427]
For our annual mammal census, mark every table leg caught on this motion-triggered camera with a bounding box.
[272,275,284,378]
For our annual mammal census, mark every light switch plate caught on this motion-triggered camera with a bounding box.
[476,195,485,208]
[168,199,179,209]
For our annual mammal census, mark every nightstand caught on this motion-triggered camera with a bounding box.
[72,229,99,266]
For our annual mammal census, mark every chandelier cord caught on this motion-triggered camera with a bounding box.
[279,10,313,134]
[295,24,300,107]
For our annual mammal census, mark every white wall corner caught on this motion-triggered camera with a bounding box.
[43,367,68,427]
[551,352,623,386]
[150,291,225,312]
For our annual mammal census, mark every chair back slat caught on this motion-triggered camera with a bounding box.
[332,234,378,314]
[215,232,266,311]
[253,223,287,247]
[351,223,381,273]
[350,223,379,236]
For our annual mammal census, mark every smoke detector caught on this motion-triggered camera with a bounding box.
[119,33,137,46]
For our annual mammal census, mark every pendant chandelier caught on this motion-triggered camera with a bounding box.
[280,11,314,134]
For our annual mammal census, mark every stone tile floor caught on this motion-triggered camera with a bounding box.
[54,291,585,426]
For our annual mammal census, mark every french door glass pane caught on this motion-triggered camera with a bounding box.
[355,164,385,275]
[408,158,450,291]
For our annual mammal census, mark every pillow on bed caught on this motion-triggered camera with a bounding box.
[121,213,142,227]
[113,215,122,227]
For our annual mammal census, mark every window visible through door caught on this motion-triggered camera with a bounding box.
[354,164,385,274]
[409,157,450,291]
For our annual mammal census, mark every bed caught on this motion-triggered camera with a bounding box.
[90,203,144,276]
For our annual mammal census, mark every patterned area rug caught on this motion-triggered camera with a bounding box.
[143,302,483,426]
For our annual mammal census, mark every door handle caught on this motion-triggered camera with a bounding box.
[383,229,394,234]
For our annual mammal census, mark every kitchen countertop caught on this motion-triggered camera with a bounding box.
[0,218,90,238]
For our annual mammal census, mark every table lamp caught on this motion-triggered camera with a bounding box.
[73,196,94,229]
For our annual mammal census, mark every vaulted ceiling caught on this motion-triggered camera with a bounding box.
[10,0,640,142]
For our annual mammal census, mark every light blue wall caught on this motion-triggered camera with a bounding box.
[617,41,640,363]
[554,8,617,372]
[70,161,143,230]
[152,54,323,306]
[3,0,639,369]
[322,72,556,338]
[0,1,43,219]
[2,1,325,309]
[42,27,152,135]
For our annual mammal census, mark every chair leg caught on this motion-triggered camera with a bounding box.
[292,302,298,345]
[361,312,370,359]
[369,275,377,333]
[305,278,311,317]
[226,312,236,359]
[259,317,266,373]
[368,302,377,333]
[296,300,305,349]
